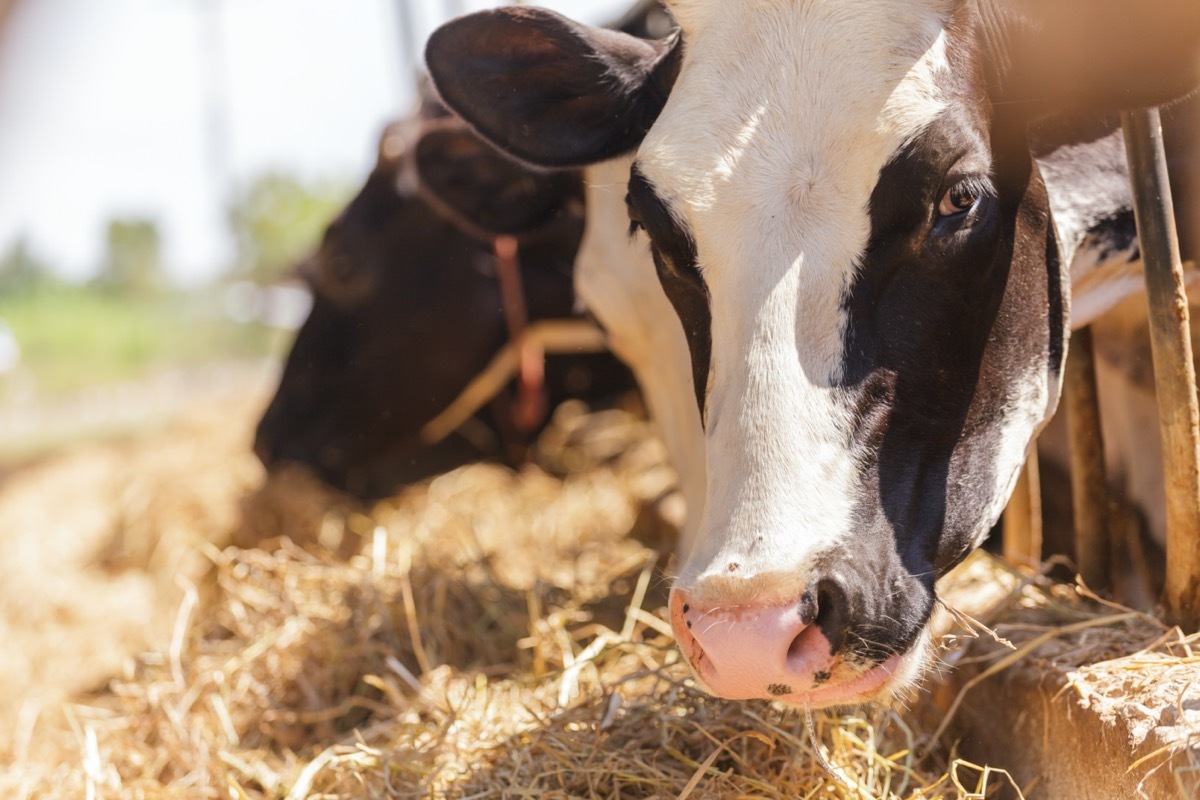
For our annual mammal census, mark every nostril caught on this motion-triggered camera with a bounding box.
[813,579,849,655]
[786,618,827,666]
[688,634,708,663]
[786,627,806,662]
[787,588,820,663]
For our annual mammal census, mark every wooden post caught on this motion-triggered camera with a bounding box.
[1002,451,1043,567]
[1122,108,1200,630]
[1064,326,1111,592]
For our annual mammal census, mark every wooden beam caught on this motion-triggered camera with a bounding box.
[1064,325,1111,592]
[1002,450,1042,567]
[1121,108,1200,629]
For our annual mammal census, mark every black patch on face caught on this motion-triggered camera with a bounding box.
[626,165,713,417]
[843,111,1008,569]
[823,96,1060,663]
[767,683,792,697]
[811,671,831,687]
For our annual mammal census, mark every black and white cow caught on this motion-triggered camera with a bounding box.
[427,1,1200,707]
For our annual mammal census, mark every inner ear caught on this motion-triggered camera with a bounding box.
[415,127,580,237]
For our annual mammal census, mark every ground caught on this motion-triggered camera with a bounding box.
[1,374,1196,798]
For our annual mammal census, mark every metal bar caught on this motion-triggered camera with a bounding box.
[1002,450,1043,567]
[1064,325,1112,592]
[1121,108,1200,629]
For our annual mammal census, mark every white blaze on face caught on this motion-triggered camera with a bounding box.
[640,0,955,605]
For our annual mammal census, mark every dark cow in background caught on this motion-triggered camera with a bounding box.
[254,1,676,499]
[428,0,1200,708]
[254,111,634,498]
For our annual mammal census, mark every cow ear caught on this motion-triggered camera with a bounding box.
[993,0,1200,114]
[415,125,581,237]
[425,7,680,168]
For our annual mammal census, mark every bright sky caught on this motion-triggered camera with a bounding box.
[0,0,630,284]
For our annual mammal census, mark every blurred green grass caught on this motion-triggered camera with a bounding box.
[0,285,288,395]
[0,169,341,459]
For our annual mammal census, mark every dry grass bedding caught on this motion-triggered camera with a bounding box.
[5,395,1195,798]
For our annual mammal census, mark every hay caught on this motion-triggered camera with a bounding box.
[0,399,1016,800]
[0,393,267,756]
[930,554,1200,797]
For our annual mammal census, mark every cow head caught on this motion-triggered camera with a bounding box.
[254,117,587,497]
[428,1,1200,706]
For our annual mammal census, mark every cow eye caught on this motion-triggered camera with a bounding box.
[936,176,993,220]
[937,184,976,218]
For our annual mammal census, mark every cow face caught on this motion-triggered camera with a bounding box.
[427,0,1200,707]
[254,119,586,497]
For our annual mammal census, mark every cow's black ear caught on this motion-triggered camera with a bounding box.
[425,7,680,168]
[991,0,1200,115]
[415,125,582,237]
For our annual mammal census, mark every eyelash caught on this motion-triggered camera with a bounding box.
[954,176,996,203]
[946,176,995,209]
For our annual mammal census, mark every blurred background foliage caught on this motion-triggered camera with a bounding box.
[0,171,348,400]
[229,172,351,282]
[0,170,349,463]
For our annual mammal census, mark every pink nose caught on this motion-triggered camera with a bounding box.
[670,589,834,701]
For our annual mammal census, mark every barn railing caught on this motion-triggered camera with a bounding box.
[1063,324,1111,594]
[1002,106,1200,631]
[1121,108,1200,630]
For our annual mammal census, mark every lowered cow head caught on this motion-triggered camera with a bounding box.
[427,0,1200,706]
[254,116,595,497]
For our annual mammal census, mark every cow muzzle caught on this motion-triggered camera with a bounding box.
[668,583,914,707]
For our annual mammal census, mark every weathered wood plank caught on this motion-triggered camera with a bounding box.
[1064,325,1111,592]
[1002,451,1042,567]
[1121,108,1200,629]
